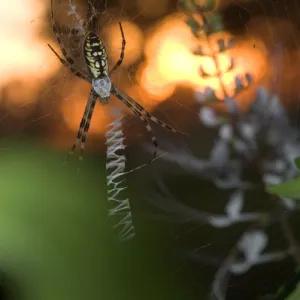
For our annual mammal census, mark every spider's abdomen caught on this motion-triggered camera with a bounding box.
[84,32,109,78]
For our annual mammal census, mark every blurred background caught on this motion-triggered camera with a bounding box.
[0,0,274,151]
[1,0,300,299]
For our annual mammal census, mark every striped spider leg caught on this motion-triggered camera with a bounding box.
[111,84,186,163]
[48,0,95,166]
[49,0,89,82]
[111,84,186,135]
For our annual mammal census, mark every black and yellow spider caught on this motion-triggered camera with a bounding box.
[48,0,185,164]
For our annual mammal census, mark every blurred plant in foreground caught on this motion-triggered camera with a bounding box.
[178,0,252,102]
[155,85,300,299]
[200,87,300,300]
[144,0,300,299]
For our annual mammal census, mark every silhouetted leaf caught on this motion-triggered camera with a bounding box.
[267,177,300,199]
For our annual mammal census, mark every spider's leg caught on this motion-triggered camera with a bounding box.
[78,91,98,169]
[143,110,187,135]
[48,44,90,82]
[112,90,157,163]
[49,0,91,83]
[64,89,95,163]
[111,85,186,135]
[50,0,75,67]
[109,22,126,75]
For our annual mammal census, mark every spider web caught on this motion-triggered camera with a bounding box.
[47,0,158,149]
[2,0,300,300]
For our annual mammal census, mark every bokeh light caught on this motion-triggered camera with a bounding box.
[0,0,271,145]
[103,20,144,68]
[0,0,60,98]
[140,13,267,101]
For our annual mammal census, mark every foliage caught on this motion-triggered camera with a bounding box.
[167,1,300,299]
[179,0,251,103]
[267,176,300,200]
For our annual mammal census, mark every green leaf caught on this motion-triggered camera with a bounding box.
[282,266,300,300]
[286,285,300,300]
[267,177,300,199]
[294,157,300,170]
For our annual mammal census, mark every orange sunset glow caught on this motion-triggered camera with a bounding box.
[139,14,267,102]
[0,0,60,101]
[1,0,270,145]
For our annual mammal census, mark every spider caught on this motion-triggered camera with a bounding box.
[48,0,185,165]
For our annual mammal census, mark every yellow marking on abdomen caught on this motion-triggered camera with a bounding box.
[83,32,109,78]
